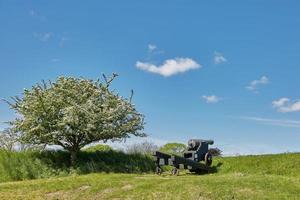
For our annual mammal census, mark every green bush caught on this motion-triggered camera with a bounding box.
[76,150,155,174]
[159,143,187,156]
[83,144,113,152]
[0,150,53,182]
[0,148,155,183]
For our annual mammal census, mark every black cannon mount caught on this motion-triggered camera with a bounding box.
[152,139,214,175]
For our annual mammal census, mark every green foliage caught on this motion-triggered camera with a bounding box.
[7,74,145,164]
[0,148,154,183]
[2,143,300,198]
[76,150,154,174]
[0,150,56,182]
[159,143,187,156]
[83,144,113,152]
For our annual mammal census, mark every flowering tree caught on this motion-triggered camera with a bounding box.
[0,128,19,151]
[6,74,145,164]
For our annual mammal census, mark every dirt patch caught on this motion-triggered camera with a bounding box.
[45,185,90,199]
[102,188,114,194]
[77,185,90,191]
[93,188,115,199]
[45,191,68,200]
[233,172,245,177]
[238,188,256,194]
[122,184,133,190]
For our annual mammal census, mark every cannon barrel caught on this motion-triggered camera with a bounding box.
[188,139,214,149]
[203,140,214,145]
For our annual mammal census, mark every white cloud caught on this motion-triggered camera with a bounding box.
[272,98,290,108]
[272,98,300,113]
[240,116,300,128]
[136,58,201,77]
[33,32,52,42]
[214,52,227,64]
[202,95,221,103]
[148,44,157,52]
[280,101,300,113]
[246,76,269,91]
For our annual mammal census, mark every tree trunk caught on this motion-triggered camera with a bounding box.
[70,150,79,166]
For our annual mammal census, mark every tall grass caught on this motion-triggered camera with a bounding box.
[0,149,155,183]
[1,148,300,183]
[0,150,54,182]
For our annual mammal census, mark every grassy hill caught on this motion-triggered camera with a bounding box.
[1,153,300,199]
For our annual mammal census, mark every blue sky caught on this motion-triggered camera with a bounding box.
[1,1,300,155]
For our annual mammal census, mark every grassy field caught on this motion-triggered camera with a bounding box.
[0,148,154,183]
[0,153,300,199]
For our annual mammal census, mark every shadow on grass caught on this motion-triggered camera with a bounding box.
[187,162,223,175]
[208,162,223,173]
[153,161,223,176]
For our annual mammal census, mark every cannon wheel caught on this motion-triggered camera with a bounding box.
[204,153,213,166]
[155,166,162,175]
[171,167,179,176]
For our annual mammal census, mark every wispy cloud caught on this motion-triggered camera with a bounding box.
[50,58,60,63]
[202,95,221,103]
[219,142,285,156]
[29,9,46,21]
[146,44,164,56]
[272,98,300,113]
[246,76,269,92]
[148,44,157,52]
[33,32,71,47]
[59,37,70,47]
[136,58,201,77]
[240,116,300,128]
[33,32,52,42]
[214,52,227,64]
[29,10,36,16]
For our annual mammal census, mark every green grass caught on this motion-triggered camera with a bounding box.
[0,153,300,199]
[0,149,154,182]
[215,153,300,176]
